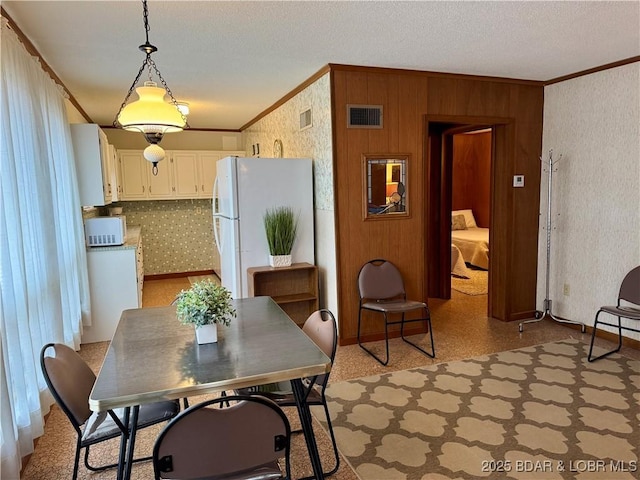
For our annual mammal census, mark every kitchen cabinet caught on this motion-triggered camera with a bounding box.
[171,151,199,198]
[70,123,113,206]
[119,151,148,199]
[108,143,121,202]
[82,226,143,343]
[247,263,319,327]
[118,149,244,200]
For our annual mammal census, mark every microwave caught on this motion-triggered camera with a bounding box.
[84,216,127,246]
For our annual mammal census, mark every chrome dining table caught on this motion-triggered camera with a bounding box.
[89,296,332,480]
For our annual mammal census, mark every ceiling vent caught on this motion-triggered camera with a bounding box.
[300,108,312,131]
[347,105,383,128]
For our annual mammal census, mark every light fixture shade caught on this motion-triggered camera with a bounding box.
[117,84,186,136]
[143,144,166,164]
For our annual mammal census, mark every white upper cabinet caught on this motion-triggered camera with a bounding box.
[172,151,200,198]
[118,149,244,200]
[119,151,148,200]
[199,152,223,197]
[70,124,112,206]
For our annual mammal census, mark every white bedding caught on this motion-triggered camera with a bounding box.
[452,227,489,270]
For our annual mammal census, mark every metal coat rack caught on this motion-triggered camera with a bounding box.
[519,150,585,333]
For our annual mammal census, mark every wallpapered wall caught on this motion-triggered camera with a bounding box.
[109,200,216,275]
[243,73,338,317]
[540,62,639,340]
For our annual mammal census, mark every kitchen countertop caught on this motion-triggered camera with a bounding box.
[86,225,141,252]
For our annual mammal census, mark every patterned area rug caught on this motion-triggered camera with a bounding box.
[451,269,488,295]
[322,340,639,479]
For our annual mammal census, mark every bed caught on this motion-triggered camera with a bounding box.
[451,209,489,270]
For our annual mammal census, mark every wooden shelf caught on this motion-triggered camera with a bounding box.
[248,263,319,326]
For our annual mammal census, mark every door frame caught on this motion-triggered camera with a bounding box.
[424,115,514,319]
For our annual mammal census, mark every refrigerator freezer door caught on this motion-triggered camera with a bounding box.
[214,156,239,220]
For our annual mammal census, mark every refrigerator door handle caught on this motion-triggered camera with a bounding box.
[213,215,223,254]
[212,175,220,215]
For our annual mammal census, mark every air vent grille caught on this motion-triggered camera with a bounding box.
[347,105,383,128]
[300,108,312,131]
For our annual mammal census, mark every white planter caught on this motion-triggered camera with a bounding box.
[269,254,292,268]
[195,324,218,344]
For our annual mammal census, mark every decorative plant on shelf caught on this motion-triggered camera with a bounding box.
[263,206,298,268]
[175,280,236,344]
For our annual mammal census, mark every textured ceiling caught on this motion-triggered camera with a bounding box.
[3,1,639,130]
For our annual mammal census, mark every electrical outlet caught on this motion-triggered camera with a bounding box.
[563,283,570,296]
[196,207,202,215]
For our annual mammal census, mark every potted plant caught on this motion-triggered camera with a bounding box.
[174,280,236,344]
[263,206,298,267]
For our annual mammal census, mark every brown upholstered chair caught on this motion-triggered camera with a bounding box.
[357,259,435,365]
[40,343,180,480]
[153,395,291,480]
[588,265,640,362]
[235,309,340,477]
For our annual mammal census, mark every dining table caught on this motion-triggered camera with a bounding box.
[89,296,332,480]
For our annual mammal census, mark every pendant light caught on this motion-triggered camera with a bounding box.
[113,0,188,175]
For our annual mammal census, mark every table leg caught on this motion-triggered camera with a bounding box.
[116,407,131,480]
[291,378,324,480]
[122,405,140,480]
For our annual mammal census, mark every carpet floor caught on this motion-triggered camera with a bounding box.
[322,339,639,479]
[451,269,488,296]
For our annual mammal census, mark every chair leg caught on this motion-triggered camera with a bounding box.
[320,400,340,476]
[84,443,154,473]
[72,438,82,480]
[400,309,435,359]
[588,311,623,362]
[358,308,390,366]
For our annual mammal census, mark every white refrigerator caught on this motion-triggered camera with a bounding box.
[213,156,315,298]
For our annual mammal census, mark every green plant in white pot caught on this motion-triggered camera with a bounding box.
[175,280,236,344]
[263,206,298,267]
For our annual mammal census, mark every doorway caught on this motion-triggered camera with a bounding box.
[425,118,506,318]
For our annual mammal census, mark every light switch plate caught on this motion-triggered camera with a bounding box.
[513,175,525,187]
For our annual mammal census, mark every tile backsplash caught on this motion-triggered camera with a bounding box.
[104,200,215,275]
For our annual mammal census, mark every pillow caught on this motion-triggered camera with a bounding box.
[452,209,477,229]
[452,214,467,231]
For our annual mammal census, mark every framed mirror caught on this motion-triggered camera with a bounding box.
[363,154,409,219]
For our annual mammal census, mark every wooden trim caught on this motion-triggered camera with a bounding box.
[240,64,332,130]
[562,322,640,352]
[328,63,545,87]
[545,56,640,85]
[144,270,215,281]
[1,8,93,124]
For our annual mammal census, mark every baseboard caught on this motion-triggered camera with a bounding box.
[580,322,640,351]
[144,270,215,281]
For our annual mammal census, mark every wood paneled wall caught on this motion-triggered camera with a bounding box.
[331,66,544,345]
[452,131,492,228]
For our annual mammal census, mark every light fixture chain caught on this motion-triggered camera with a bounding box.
[147,58,188,125]
[113,58,151,127]
[142,0,151,45]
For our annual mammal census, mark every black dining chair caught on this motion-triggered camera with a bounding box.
[40,343,180,480]
[357,258,435,365]
[588,265,640,362]
[235,309,340,478]
[153,395,292,479]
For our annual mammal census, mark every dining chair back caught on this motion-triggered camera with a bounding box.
[357,258,435,365]
[40,343,180,480]
[588,265,640,361]
[235,309,340,478]
[153,395,291,479]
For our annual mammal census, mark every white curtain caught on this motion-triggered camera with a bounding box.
[0,18,91,477]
